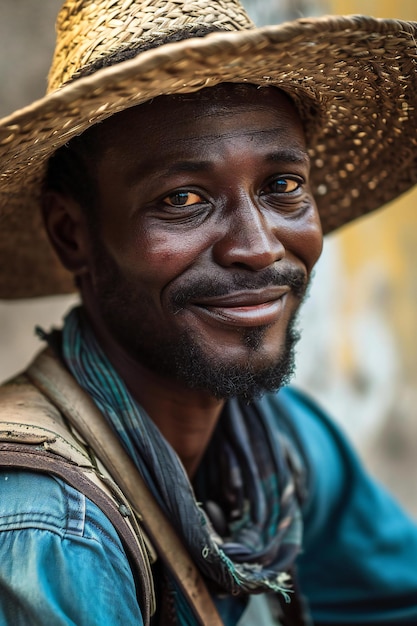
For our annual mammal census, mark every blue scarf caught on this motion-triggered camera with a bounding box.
[59,307,302,611]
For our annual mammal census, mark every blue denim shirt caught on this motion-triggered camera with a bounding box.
[0,471,141,625]
[1,387,417,625]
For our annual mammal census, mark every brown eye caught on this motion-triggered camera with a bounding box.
[163,191,203,207]
[265,177,301,194]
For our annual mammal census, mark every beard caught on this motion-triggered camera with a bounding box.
[87,233,307,402]
[150,319,301,402]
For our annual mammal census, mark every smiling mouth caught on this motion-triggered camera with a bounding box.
[189,286,291,327]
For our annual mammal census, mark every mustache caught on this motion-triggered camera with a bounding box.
[170,267,308,311]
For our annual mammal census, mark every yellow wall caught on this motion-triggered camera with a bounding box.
[330,0,416,18]
[326,0,417,378]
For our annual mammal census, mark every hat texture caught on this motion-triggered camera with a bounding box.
[0,0,417,298]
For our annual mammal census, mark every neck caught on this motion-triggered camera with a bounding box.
[83,305,224,478]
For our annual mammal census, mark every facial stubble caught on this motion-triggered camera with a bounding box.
[87,233,306,401]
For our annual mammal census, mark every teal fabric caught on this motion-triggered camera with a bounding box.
[1,387,417,624]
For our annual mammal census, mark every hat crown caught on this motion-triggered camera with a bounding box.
[48,0,254,92]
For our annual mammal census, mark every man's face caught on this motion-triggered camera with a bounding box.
[83,85,323,399]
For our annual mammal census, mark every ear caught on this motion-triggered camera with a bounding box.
[42,191,92,276]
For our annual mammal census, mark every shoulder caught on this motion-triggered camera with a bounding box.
[0,367,134,554]
[0,469,127,550]
[0,470,82,536]
[0,470,143,625]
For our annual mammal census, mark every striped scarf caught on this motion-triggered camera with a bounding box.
[59,307,303,611]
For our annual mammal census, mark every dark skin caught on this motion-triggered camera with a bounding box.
[43,86,323,477]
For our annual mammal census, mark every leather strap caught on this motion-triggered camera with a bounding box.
[26,349,223,626]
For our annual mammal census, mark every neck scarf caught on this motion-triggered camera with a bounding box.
[59,307,302,605]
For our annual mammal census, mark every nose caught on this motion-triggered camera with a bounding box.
[213,197,285,271]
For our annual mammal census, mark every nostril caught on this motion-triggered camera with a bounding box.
[213,228,285,270]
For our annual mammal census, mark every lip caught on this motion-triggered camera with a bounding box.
[189,286,290,327]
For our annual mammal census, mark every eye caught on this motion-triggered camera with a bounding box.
[262,176,302,195]
[163,191,204,207]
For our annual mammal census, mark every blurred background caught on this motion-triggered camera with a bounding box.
[1,0,416,515]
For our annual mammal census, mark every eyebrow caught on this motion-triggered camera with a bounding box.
[123,159,211,187]
[267,149,310,165]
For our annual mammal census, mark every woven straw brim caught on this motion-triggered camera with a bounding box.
[1,15,417,298]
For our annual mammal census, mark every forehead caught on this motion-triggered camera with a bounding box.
[92,83,305,155]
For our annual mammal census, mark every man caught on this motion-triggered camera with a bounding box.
[0,1,417,625]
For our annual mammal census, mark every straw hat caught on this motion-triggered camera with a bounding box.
[1,0,416,299]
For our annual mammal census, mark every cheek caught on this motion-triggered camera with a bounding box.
[116,228,210,288]
[281,211,323,273]
[302,221,323,272]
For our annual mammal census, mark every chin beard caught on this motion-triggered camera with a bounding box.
[124,315,301,402]
[96,297,301,401]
